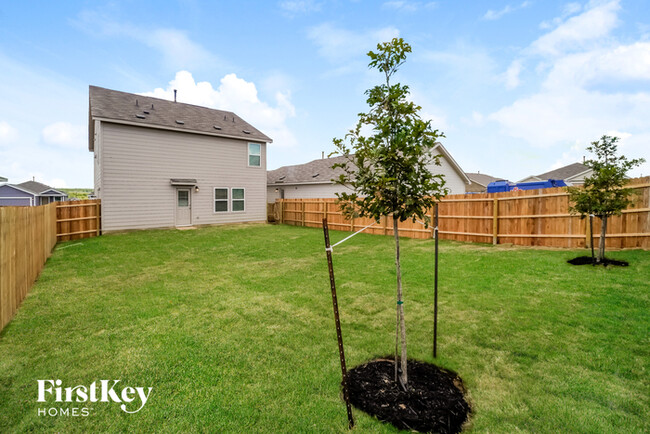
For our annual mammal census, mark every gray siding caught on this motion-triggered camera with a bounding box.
[267,183,351,202]
[93,120,103,197]
[0,185,34,206]
[99,122,267,232]
[267,154,467,200]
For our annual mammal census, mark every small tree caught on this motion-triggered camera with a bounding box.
[568,135,645,262]
[332,38,448,387]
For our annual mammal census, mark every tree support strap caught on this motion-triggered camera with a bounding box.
[327,221,377,252]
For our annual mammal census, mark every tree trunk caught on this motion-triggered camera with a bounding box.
[393,216,408,387]
[598,215,608,263]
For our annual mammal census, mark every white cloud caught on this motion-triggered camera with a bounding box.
[531,0,620,56]
[504,59,523,89]
[483,1,531,21]
[73,11,219,71]
[0,121,17,144]
[489,1,650,176]
[382,1,437,12]
[279,0,322,15]
[141,71,297,147]
[42,122,86,149]
[307,23,400,64]
[543,42,650,91]
[540,2,583,29]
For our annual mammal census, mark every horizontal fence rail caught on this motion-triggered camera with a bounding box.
[56,199,101,242]
[275,177,650,249]
[0,199,102,333]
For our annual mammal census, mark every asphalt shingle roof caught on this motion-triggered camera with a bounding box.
[267,155,351,185]
[89,86,272,150]
[16,181,63,195]
[536,162,590,180]
[466,172,500,187]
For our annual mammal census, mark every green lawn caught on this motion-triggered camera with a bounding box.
[0,224,648,433]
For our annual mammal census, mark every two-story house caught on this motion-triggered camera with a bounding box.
[89,86,272,232]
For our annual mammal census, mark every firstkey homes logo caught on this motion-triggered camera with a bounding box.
[37,380,153,416]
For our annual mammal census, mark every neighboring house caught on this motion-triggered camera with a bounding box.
[0,181,67,206]
[0,176,7,183]
[89,85,272,232]
[267,143,470,202]
[519,162,593,186]
[466,172,501,193]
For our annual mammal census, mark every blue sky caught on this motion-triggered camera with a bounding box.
[0,0,648,187]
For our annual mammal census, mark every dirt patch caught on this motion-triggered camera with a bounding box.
[567,256,629,267]
[346,358,470,433]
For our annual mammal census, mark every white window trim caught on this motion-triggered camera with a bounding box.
[247,143,262,168]
[214,187,229,213]
[231,188,245,213]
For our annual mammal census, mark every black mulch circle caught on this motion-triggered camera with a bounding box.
[567,256,628,266]
[346,358,471,433]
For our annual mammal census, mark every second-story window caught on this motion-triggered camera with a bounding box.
[248,143,261,167]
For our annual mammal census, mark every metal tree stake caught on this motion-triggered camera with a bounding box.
[433,203,439,358]
[322,218,355,429]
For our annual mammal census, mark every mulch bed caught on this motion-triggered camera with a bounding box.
[567,256,629,267]
[346,358,470,433]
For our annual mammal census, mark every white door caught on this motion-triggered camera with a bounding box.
[175,188,192,226]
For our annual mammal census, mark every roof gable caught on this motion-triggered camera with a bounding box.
[16,181,55,194]
[88,85,272,151]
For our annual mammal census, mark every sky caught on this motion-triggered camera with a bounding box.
[0,0,648,188]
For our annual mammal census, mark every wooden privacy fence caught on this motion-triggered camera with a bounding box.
[276,177,650,249]
[0,199,102,332]
[0,203,57,331]
[56,199,101,242]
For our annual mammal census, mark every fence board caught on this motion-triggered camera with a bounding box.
[56,199,101,241]
[0,202,57,332]
[275,177,650,249]
[0,200,103,332]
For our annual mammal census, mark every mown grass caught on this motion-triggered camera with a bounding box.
[0,224,648,432]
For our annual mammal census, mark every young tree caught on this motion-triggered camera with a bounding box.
[568,135,645,262]
[331,38,448,387]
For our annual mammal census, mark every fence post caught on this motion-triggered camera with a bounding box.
[492,198,499,245]
[585,215,592,249]
[301,201,305,226]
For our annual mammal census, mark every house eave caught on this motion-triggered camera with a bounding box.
[268,180,338,187]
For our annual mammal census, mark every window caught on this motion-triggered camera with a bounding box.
[177,190,189,207]
[248,143,261,167]
[232,188,245,212]
[214,188,228,212]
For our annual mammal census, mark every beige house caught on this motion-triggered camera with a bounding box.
[518,162,593,186]
[89,86,272,232]
[267,143,470,202]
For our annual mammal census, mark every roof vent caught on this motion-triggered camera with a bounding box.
[175,120,185,125]
[151,104,155,109]
[213,125,222,130]
[135,114,146,119]
[312,173,319,178]
[143,110,150,114]
[242,130,251,134]
[136,99,139,107]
